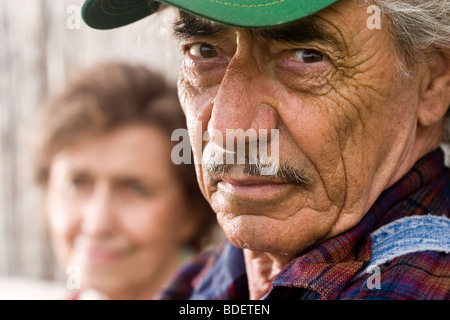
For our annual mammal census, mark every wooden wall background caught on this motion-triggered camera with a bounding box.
[0,0,449,287]
[0,0,180,283]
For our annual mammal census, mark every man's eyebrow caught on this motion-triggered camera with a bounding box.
[252,15,343,47]
[173,12,342,47]
[172,12,227,39]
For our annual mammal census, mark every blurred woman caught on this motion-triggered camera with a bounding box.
[32,62,218,300]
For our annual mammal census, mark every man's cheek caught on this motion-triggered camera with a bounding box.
[286,95,359,207]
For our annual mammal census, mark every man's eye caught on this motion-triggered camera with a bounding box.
[189,43,218,58]
[293,49,326,63]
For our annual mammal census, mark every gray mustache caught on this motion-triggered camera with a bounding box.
[202,142,311,186]
[206,162,311,186]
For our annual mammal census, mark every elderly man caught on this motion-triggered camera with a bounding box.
[82,0,450,299]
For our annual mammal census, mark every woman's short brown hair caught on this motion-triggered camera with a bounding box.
[33,61,215,250]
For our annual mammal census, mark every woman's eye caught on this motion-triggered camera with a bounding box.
[71,176,89,188]
[68,175,92,194]
[127,181,150,197]
[189,43,218,58]
[293,49,326,63]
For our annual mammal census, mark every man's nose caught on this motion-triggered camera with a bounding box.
[208,53,279,146]
[81,183,116,237]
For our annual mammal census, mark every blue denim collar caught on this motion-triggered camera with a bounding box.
[359,214,450,275]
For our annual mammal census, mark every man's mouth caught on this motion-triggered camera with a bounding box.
[214,168,293,200]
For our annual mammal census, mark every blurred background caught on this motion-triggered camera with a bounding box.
[0,0,449,300]
[0,0,181,299]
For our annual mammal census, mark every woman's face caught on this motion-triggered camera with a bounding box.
[46,124,197,299]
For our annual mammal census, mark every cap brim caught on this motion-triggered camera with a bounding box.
[82,0,339,30]
[82,0,160,30]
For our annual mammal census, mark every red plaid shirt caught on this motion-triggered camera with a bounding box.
[159,149,450,300]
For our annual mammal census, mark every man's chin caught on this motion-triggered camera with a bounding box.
[217,213,311,257]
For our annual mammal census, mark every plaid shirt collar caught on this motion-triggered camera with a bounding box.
[181,148,449,300]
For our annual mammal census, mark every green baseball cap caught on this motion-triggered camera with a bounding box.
[82,0,339,30]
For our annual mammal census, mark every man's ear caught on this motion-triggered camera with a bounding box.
[417,51,450,127]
